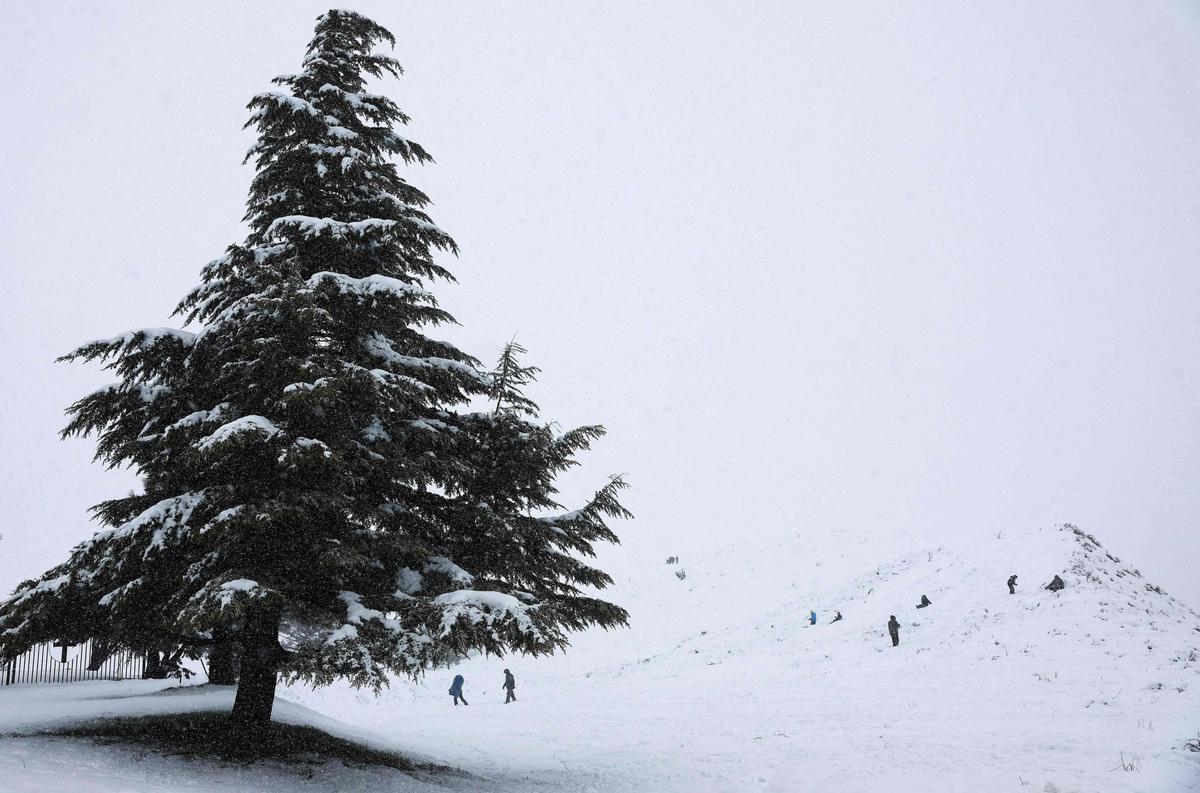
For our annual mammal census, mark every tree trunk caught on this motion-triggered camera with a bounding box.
[229,608,283,738]
[142,644,186,679]
[166,645,186,670]
[207,628,240,685]
[143,650,168,679]
[86,641,113,672]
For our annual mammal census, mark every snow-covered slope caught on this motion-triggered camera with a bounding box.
[2,524,1198,792]
[280,524,1200,791]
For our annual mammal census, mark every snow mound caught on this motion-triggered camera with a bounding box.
[609,524,1199,687]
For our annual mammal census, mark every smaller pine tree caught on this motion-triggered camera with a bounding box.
[444,341,631,653]
[490,339,541,416]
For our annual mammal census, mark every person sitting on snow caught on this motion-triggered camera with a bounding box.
[831,611,843,623]
[1045,575,1065,592]
[916,594,932,609]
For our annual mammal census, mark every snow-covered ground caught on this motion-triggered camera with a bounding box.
[2,524,1198,792]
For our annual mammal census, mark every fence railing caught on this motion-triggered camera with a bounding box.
[2,639,146,686]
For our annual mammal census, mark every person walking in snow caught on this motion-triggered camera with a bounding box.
[888,615,900,647]
[1007,574,1018,594]
[1045,575,1065,592]
[449,674,468,706]
[831,611,843,623]
[809,610,817,625]
[916,594,931,609]
[503,668,516,703]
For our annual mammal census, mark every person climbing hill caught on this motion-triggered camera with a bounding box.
[449,674,468,706]
[888,615,900,647]
[1007,574,1018,594]
[809,610,817,625]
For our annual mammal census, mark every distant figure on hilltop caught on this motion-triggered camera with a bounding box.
[831,611,843,623]
[1007,574,1018,594]
[449,674,468,706]
[809,610,817,625]
[1046,575,1065,592]
[888,615,900,647]
[503,668,516,704]
[916,594,932,609]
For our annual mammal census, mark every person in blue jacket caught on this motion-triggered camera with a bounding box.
[449,674,468,706]
[809,610,817,625]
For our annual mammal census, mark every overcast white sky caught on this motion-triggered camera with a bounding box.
[1,2,1198,606]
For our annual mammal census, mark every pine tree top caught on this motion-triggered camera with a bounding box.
[491,340,542,417]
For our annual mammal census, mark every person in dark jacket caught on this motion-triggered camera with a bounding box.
[916,594,931,609]
[831,611,843,623]
[503,668,516,703]
[1046,575,1065,592]
[449,674,468,706]
[1007,574,1018,594]
[888,615,900,647]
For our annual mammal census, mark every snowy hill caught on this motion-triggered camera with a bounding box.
[601,523,1200,686]
[2,524,1198,792]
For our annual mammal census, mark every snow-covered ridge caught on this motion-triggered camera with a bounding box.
[606,524,1200,679]
[306,271,432,301]
[84,327,197,351]
[195,415,281,450]
[266,215,397,240]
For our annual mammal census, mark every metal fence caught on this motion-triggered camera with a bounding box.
[2,639,146,686]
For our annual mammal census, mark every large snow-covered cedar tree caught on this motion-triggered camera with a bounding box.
[0,10,628,737]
